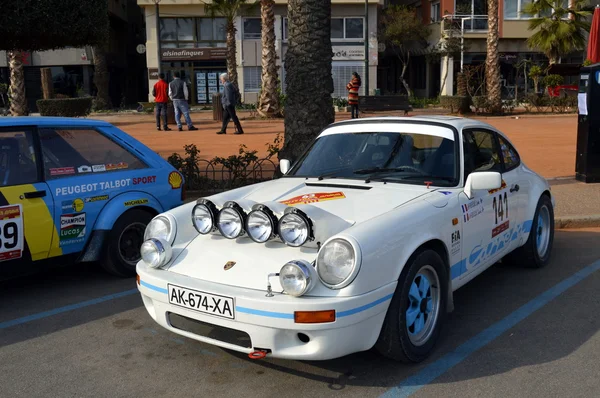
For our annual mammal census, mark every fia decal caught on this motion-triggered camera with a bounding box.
[224,261,236,271]
[451,230,461,256]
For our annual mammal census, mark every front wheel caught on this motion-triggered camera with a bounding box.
[503,194,554,268]
[101,209,154,277]
[375,249,448,363]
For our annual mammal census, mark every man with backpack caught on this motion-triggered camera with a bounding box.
[216,73,244,135]
[152,73,171,131]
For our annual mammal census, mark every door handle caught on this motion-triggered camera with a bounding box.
[23,190,47,199]
[510,184,520,193]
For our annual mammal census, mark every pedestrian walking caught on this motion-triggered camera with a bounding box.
[152,73,171,131]
[168,72,198,131]
[216,73,244,135]
[346,72,362,119]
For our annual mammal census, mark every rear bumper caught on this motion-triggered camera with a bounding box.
[137,262,396,360]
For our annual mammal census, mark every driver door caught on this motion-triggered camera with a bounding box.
[0,127,55,275]
[459,128,522,279]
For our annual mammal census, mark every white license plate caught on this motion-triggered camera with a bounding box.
[168,284,235,319]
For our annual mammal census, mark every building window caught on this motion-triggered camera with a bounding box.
[283,17,288,41]
[504,0,533,19]
[243,18,262,40]
[244,66,262,92]
[160,17,226,48]
[431,2,441,22]
[331,62,365,98]
[456,0,488,29]
[331,18,364,40]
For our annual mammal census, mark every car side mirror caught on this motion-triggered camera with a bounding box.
[280,159,291,175]
[464,171,501,199]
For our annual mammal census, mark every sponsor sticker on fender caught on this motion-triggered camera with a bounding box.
[168,171,183,189]
[60,212,86,246]
[124,199,149,207]
[55,179,131,196]
[85,195,109,203]
[280,192,346,206]
[0,204,24,261]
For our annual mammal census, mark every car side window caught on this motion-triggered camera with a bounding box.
[497,136,520,171]
[38,128,147,179]
[462,129,502,181]
[0,129,39,187]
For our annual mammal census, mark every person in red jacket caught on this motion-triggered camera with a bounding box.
[346,72,362,119]
[152,73,171,131]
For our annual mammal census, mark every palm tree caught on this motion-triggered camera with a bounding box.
[204,0,255,89]
[279,0,334,162]
[523,0,591,65]
[92,45,113,110]
[486,0,502,113]
[257,0,280,117]
[8,51,28,116]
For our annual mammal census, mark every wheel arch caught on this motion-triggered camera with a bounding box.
[78,205,159,263]
[406,239,454,314]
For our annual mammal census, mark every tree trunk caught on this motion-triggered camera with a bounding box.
[399,59,413,97]
[92,46,112,110]
[41,68,54,99]
[8,51,28,116]
[258,0,281,118]
[226,20,239,91]
[440,56,450,97]
[485,0,502,114]
[280,0,334,163]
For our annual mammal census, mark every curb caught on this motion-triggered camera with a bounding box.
[556,215,600,229]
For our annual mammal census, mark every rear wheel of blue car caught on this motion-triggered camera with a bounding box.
[376,249,448,363]
[102,209,154,277]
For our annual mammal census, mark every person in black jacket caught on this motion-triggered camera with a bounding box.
[216,73,244,135]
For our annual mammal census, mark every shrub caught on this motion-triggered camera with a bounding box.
[409,96,440,109]
[525,93,548,113]
[37,97,93,117]
[471,96,488,114]
[439,96,470,113]
[543,74,564,88]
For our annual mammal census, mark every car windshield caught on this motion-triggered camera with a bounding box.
[287,130,458,186]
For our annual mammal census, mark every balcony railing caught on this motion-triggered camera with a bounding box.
[441,14,488,36]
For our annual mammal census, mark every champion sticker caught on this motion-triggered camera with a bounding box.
[60,212,86,246]
[280,192,346,206]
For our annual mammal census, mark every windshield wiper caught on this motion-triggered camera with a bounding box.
[353,166,416,175]
[399,175,456,182]
[316,171,341,180]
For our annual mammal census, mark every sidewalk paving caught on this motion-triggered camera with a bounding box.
[91,110,600,228]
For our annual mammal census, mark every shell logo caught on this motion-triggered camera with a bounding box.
[168,171,183,189]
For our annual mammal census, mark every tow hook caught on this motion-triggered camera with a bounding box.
[248,348,271,360]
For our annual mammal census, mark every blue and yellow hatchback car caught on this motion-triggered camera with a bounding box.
[0,117,184,279]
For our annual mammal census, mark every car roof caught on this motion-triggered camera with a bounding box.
[330,115,497,132]
[0,117,112,128]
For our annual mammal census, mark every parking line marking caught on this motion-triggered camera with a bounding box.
[381,258,600,398]
[0,288,139,330]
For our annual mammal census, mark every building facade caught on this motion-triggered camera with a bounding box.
[0,0,147,112]
[137,0,381,105]
[381,0,585,98]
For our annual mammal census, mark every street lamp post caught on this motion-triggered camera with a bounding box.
[364,0,369,95]
[154,0,162,76]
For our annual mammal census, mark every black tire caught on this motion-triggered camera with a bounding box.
[503,194,554,268]
[101,209,154,277]
[375,249,448,363]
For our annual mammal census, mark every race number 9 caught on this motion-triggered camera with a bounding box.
[492,192,508,225]
[2,222,19,249]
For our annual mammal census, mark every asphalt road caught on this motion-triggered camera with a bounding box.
[2,228,600,398]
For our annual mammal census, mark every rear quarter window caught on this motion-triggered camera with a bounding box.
[39,128,146,179]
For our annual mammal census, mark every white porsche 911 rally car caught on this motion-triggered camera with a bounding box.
[136,116,555,363]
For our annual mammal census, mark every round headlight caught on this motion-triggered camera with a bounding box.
[278,211,312,247]
[246,209,276,243]
[279,260,314,297]
[141,238,172,269]
[144,214,176,244]
[192,203,215,234]
[217,206,245,239]
[317,239,358,288]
